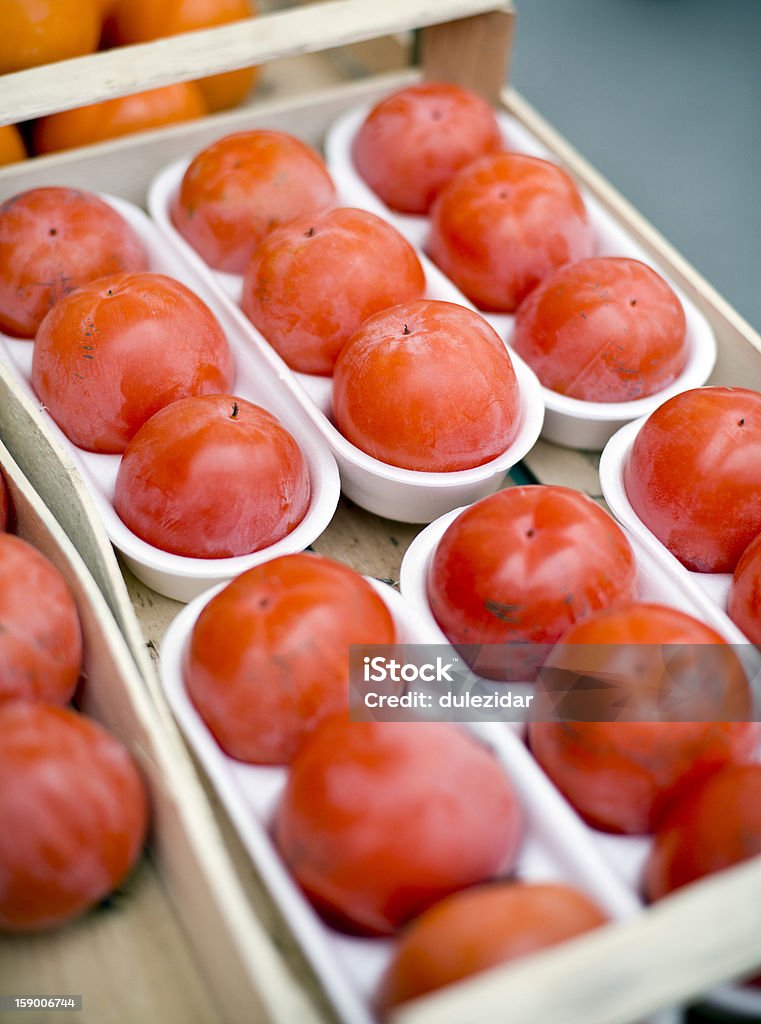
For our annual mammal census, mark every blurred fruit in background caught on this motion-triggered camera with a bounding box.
[106,0,260,111]
[33,82,208,154]
[0,125,27,166]
[0,0,100,74]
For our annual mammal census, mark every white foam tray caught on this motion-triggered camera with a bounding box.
[325,104,717,451]
[400,503,761,1019]
[600,418,738,623]
[148,163,545,524]
[0,195,340,603]
[160,571,682,1024]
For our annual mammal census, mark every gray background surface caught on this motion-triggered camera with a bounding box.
[511,0,761,331]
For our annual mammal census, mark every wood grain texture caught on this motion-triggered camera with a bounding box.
[421,8,515,103]
[0,0,508,125]
[0,70,418,207]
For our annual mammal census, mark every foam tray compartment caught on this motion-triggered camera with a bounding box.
[325,103,717,451]
[0,195,341,602]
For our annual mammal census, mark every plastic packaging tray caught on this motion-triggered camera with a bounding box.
[399,503,761,1019]
[0,194,341,603]
[148,162,545,524]
[157,571,690,1024]
[325,103,717,451]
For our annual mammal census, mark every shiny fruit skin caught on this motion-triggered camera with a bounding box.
[241,207,426,375]
[427,485,637,680]
[0,188,148,339]
[352,82,502,214]
[645,764,761,901]
[428,152,595,312]
[332,299,520,471]
[172,130,336,272]
[0,702,149,931]
[274,718,523,935]
[0,535,83,707]
[114,395,311,558]
[512,257,687,402]
[185,553,397,763]
[31,272,234,453]
[624,386,761,573]
[728,531,761,642]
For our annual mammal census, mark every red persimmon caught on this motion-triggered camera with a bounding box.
[241,207,426,375]
[172,130,336,272]
[0,534,83,707]
[531,720,759,836]
[0,187,148,338]
[728,532,761,643]
[0,702,148,931]
[33,83,208,154]
[512,257,687,402]
[644,764,761,901]
[332,299,520,471]
[185,553,396,763]
[530,605,758,835]
[379,882,608,1011]
[0,473,8,531]
[274,718,523,935]
[352,82,502,214]
[114,395,311,558]
[427,152,594,312]
[427,485,637,678]
[31,272,234,454]
[624,387,761,573]
[106,0,260,113]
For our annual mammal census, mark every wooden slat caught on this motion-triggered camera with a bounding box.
[0,70,418,206]
[421,8,515,104]
[0,0,509,125]
[0,374,322,1024]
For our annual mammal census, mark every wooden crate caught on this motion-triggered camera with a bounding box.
[1,3,761,1022]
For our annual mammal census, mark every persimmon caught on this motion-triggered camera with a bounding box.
[353,82,502,214]
[114,395,311,558]
[0,474,8,531]
[33,83,207,154]
[0,703,148,931]
[0,187,148,339]
[31,272,234,453]
[0,0,100,74]
[379,882,608,1010]
[0,534,83,707]
[241,207,426,375]
[275,718,523,935]
[0,126,26,167]
[108,0,260,111]
[173,130,336,273]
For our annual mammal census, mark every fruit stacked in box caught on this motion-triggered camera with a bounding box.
[0,185,340,601]
[0,460,149,935]
[2,71,760,1023]
[1,0,261,165]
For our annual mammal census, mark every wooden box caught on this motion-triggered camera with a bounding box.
[1,3,761,1022]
